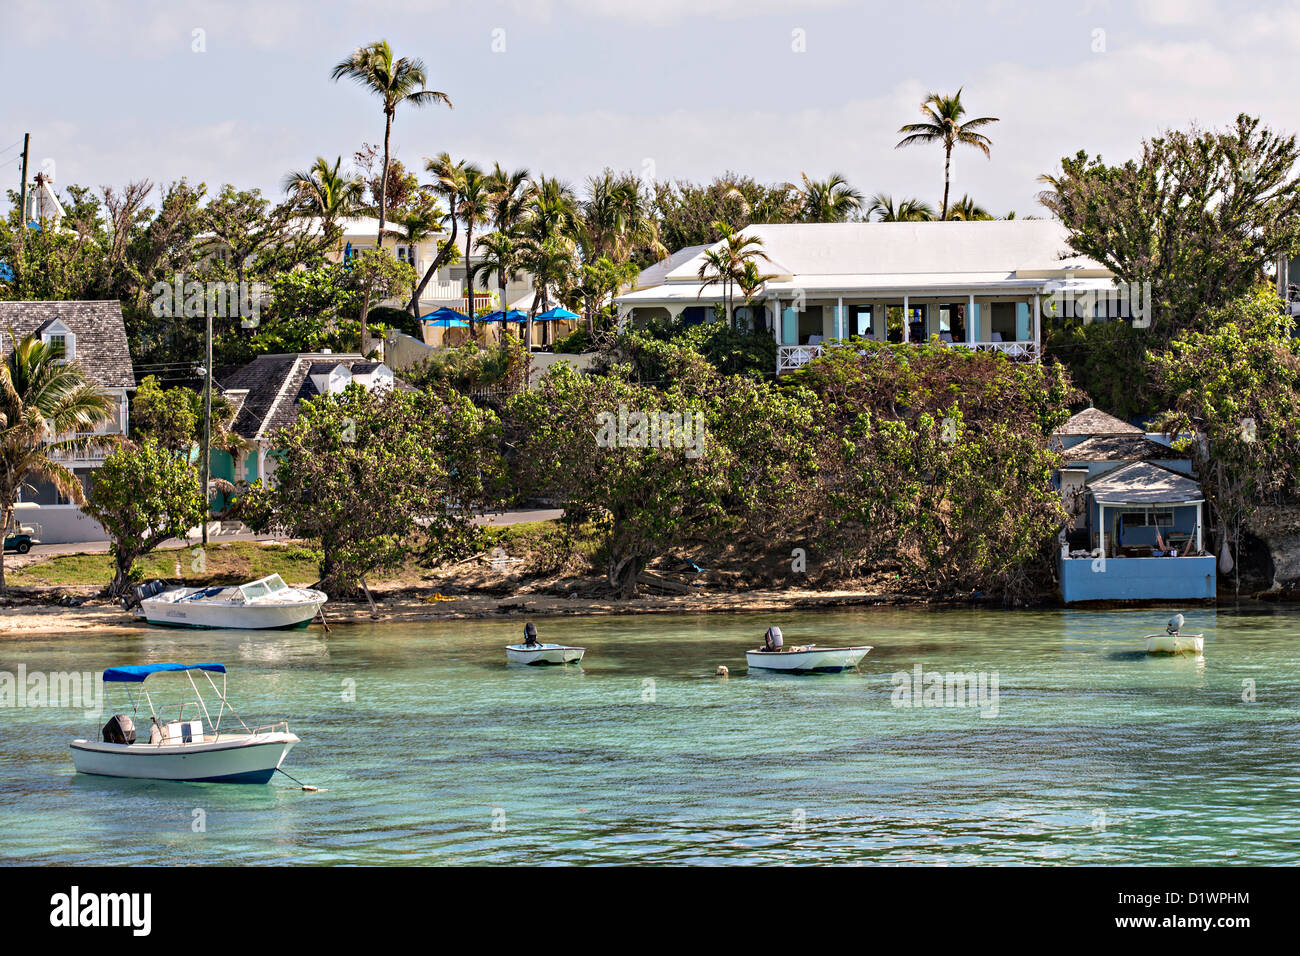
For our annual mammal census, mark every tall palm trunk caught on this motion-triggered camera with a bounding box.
[941,140,953,220]
[408,217,457,315]
[362,110,394,356]
[464,223,475,338]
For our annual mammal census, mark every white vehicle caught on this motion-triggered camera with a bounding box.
[136,574,327,630]
[505,643,586,666]
[70,663,298,784]
[746,645,873,674]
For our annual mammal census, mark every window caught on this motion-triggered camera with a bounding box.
[42,325,75,361]
[1121,510,1174,528]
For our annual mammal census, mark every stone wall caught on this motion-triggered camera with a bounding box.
[1245,502,1300,593]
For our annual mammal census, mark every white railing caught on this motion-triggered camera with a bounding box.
[776,340,1040,373]
[44,432,117,462]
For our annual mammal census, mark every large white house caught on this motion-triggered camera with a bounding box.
[616,220,1116,373]
[197,216,535,320]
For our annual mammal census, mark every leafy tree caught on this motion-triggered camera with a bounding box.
[82,440,205,596]
[247,384,502,598]
[130,375,198,453]
[651,174,797,253]
[1040,115,1300,414]
[0,334,114,591]
[895,88,999,220]
[1148,289,1300,593]
[507,352,812,596]
[788,340,1075,602]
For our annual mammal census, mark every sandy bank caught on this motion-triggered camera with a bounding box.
[1,587,937,636]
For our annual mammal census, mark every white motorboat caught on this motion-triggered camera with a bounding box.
[70,662,299,784]
[506,643,586,666]
[746,645,873,674]
[1144,613,1204,655]
[136,573,327,630]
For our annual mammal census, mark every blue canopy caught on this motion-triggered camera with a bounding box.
[103,662,227,683]
[480,309,528,323]
[420,307,470,327]
[535,307,580,322]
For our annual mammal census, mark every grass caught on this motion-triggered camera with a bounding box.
[7,541,324,590]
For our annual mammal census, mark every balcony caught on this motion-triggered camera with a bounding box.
[44,432,118,463]
[776,339,1041,374]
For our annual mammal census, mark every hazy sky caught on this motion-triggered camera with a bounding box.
[3,0,1297,222]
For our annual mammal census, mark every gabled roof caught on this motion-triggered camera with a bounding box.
[0,300,135,388]
[1087,461,1204,505]
[632,243,711,290]
[1054,407,1144,437]
[1063,434,1190,463]
[220,353,404,442]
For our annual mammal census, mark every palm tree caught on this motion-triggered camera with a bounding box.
[457,165,491,328]
[516,178,581,348]
[332,41,450,352]
[281,156,364,254]
[868,193,936,222]
[793,172,864,223]
[696,223,771,329]
[895,88,998,220]
[519,237,576,348]
[0,333,114,592]
[944,194,993,221]
[330,41,451,251]
[580,170,667,263]
[484,163,533,235]
[470,231,522,340]
[405,153,469,316]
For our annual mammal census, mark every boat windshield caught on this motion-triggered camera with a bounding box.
[238,574,288,603]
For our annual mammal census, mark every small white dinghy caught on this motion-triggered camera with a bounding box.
[1144,614,1204,655]
[506,643,586,666]
[135,573,327,630]
[70,663,298,784]
[1144,633,1204,655]
[746,645,873,674]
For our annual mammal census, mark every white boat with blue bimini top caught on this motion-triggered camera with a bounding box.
[133,573,327,630]
[69,663,299,784]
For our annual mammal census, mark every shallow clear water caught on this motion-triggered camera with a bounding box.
[2,606,1298,865]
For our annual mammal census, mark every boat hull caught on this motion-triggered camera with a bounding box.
[506,644,585,666]
[1144,633,1205,655]
[746,646,873,674]
[70,733,298,783]
[140,598,323,630]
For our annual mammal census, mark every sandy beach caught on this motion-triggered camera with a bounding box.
[0,586,936,636]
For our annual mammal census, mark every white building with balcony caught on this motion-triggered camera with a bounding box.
[0,301,134,544]
[615,220,1115,373]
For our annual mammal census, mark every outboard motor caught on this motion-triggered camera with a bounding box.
[101,714,136,745]
[122,579,168,610]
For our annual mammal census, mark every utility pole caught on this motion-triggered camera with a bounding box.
[200,309,212,547]
[15,134,29,276]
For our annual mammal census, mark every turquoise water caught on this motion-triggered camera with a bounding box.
[1,607,1298,865]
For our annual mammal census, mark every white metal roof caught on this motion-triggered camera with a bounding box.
[1088,461,1204,506]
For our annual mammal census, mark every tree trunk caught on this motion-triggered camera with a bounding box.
[464,223,475,338]
[0,503,11,592]
[941,142,952,220]
[407,217,458,315]
[378,112,391,250]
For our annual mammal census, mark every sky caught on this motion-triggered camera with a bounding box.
[2,0,1298,222]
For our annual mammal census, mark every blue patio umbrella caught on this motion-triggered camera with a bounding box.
[535,307,580,322]
[480,309,528,323]
[420,307,470,327]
